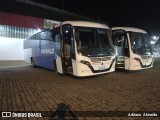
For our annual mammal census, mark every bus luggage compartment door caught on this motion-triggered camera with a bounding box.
[56,55,63,74]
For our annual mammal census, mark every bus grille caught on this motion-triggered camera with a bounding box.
[90,57,111,62]
[141,55,152,59]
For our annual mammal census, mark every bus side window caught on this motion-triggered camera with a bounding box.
[55,34,60,42]
[62,25,72,45]
[62,25,73,57]
[47,30,53,41]
[112,35,117,45]
[53,27,60,42]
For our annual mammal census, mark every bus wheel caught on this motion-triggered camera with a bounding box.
[31,57,36,68]
[54,60,58,74]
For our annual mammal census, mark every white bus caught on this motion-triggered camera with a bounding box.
[112,27,154,70]
[24,21,116,77]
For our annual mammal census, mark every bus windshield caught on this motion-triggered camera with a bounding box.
[129,32,152,55]
[75,27,114,57]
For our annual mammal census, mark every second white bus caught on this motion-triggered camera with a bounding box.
[112,27,153,70]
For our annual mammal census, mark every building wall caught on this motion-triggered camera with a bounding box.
[0,12,44,29]
[0,12,44,61]
[0,37,24,60]
[0,24,39,39]
[24,48,32,63]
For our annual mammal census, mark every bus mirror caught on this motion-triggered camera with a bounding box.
[117,36,124,42]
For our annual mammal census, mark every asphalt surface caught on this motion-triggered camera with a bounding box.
[0,58,160,120]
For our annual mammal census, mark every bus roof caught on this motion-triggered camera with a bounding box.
[112,27,147,33]
[57,21,109,29]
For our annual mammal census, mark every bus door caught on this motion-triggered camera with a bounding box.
[112,30,130,69]
[123,33,130,69]
[62,25,74,74]
[53,27,63,74]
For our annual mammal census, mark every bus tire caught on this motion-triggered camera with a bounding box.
[31,57,36,68]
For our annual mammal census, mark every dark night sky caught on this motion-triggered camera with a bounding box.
[33,0,160,34]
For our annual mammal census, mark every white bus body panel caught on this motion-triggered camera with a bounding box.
[129,53,153,70]
[112,27,147,33]
[74,55,116,77]
[72,59,77,76]
[56,55,63,74]
[124,57,130,70]
[127,32,153,70]
[61,21,109,29]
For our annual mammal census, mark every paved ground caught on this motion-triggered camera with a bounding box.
[0,58,160,120]
[0,60,30,67]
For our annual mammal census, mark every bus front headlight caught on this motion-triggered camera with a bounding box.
[80,60,91,66]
